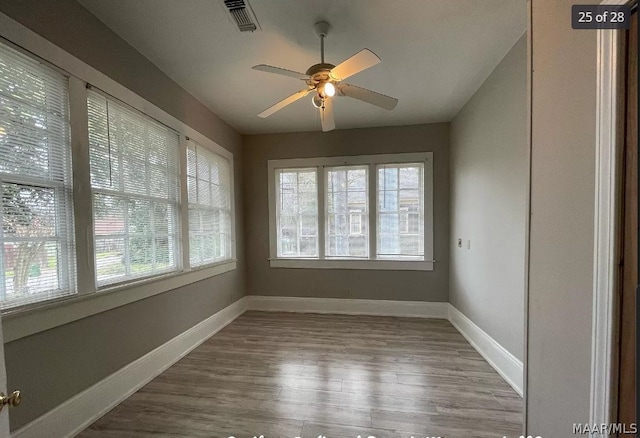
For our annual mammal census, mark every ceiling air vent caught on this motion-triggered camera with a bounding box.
[222,0,260,32]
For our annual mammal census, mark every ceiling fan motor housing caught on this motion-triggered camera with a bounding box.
[305,63,335,78]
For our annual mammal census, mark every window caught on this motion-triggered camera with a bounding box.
[0,42,76,308]
[0,30,237,333]
[377,163,424,259]
[275,168,318,258]
[326,166,368,258]
[88,91,181,286]
[187,140,233,267]
[268,153,433,270]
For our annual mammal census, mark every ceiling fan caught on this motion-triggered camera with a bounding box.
[252,21,398,132]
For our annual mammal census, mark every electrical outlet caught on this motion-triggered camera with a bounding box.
[346,289,352,297]
[457,238,462,248]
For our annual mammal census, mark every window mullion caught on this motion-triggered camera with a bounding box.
[0,182,5,302]
[123,198,131,277]
[69,77,96,294]
[179,136,190,270]
[318,166,325,260]
[368,163,377,261]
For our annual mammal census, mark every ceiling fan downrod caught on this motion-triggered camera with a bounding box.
[314,21,330,64]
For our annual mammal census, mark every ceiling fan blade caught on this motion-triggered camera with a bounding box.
[329,49,381,81]
[258,89,311,118]
[320,97,335,132]
[337,83,398,110]
[252,64,309,80]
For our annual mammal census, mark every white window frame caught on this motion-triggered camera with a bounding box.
[186,139,234,268]
[274,167,319,258]
[268,153,434,271]
[325,165,369,259]
[88,90,183,287]
[0,38,77,310]
[0,15,237,342]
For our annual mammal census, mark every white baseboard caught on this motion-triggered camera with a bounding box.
[12,296,248,438]
[448,304,523,396]
[246,296,449,319]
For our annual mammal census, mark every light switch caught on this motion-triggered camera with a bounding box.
[457,238,462,248]
[467,240,471,249]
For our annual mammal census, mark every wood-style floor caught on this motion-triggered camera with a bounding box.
[79,311,523,438]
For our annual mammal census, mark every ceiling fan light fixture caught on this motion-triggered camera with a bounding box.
[319,81,335,97]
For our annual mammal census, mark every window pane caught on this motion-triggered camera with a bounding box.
[326,166,368,258]
[93,193,179,285]
[0,41,75,309]
[88,91,181,285]
[377,163,424,259]
[276,168,318,258]
[187,140,232,267]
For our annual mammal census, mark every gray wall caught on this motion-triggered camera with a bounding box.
[243,124,449,301]
[449,35,527,360]
[0,0,245,430]
[527,0,598,435]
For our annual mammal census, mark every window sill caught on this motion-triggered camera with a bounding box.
[1,260,237,342]
[269,258,434,271]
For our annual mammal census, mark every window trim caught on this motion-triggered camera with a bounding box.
[186,139,234,268]
[0,41,77,308]
[325,164,370,259]
[87,89,184,287]
[274,167,319,258]
[267,153,434,271]
[0,12,237,342]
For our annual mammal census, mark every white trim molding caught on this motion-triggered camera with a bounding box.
[11,296,248,438]
[267,153,434,272]
[448,305,524,396]
[246,296,449,319]
[269,258,434,271]
[589,4,626,431]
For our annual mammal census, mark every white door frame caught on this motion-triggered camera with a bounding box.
[589,0,632,432]
[0,312,10,436]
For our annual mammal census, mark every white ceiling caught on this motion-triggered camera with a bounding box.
[78,0,526,134]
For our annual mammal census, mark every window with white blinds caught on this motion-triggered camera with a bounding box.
[275,168,318,258]
[88,90,181,286]
[377,163,424,259]
[187,140,232,267]
[0,42,76,308]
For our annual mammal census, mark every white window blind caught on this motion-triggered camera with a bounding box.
[377,163,424,259]
[88,90,181,286]
[187,140,232,267]
[325,166,368,258]
[0,41,76,308]
[275,168,318,258]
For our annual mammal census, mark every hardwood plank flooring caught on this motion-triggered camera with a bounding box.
[79,311,522,438]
